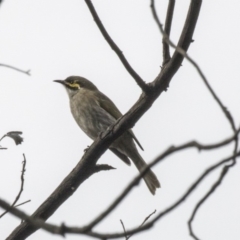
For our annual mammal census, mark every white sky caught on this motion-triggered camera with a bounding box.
[0,1,240,240]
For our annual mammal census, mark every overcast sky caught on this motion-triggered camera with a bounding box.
[0,1,240,240]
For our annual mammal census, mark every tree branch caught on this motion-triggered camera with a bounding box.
[120,210,156,240]
[84,0,148,92]
[14,200,31,208]
[150,0,175,66]
[188,165,229,240]
[163,0,175,65]
[120,220,128,240]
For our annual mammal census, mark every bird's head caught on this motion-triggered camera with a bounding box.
[54,76,98,98]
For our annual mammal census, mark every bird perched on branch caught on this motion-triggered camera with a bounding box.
[54,76,160,194]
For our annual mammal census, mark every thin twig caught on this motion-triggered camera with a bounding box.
[120,220,128,240]
[140,210,156,227]
[153,0,175,65]
[0,147,7,150]
[14,200,31,208]
[151,0,168,64]
[126,210,156,239]
[84,0,148,92]
[0,63,31,75]
[0,154,26,218]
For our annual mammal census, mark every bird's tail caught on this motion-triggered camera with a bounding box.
[130,151,160,195]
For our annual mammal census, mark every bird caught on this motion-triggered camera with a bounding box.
[54,76,160,194]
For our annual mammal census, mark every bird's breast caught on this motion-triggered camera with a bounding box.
[70,93,116,140]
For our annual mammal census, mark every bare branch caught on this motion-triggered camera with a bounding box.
[84,0,148,92]
[126,209,156,239]
[139,210,156,227]
[151,0,175,65]
[120,220,127,240]
[188,165,229,240]
[0,154,27,218]
[0,63,30,76]
[14,200,31,208]
[162,0,175,64]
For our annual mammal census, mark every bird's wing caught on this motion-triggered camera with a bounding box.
[128,129,144,151]
[96,91,122,119]
[96,91,144,151]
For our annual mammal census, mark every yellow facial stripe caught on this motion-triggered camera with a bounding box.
[66,82,80,89]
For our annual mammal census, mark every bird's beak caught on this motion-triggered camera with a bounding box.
[53,80,65,85]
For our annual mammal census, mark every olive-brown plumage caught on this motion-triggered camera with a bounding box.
[54,76,160,194]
